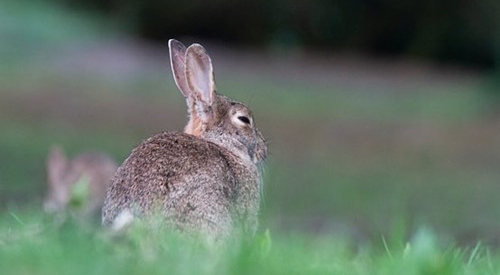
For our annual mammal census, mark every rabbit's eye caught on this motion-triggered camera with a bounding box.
[232,111,252,127]
[238,116,251,124]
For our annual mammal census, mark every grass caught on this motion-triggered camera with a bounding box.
[0,211,499,275]
[2,1,500,273]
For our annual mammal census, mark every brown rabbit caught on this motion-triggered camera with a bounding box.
[45,146,118,218]
[102,39,267,240]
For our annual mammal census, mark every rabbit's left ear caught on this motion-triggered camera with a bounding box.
[47,145,67,187]
[169,39,191,98]
[185,43,216,107]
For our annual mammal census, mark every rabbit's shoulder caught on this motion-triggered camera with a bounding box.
[121,132,240,178]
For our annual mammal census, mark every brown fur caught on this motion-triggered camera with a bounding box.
[102,40,267,239]
[184,101,204,137]
[45,146,118,217]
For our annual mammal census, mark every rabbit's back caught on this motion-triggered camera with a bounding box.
[102,132,260,236]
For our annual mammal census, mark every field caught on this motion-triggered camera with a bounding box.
[2,1,500,273]
[1,212,500,274]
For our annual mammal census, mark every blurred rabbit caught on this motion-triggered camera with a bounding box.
[102,39,267,240]
[45,146,118,218]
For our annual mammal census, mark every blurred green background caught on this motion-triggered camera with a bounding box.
[1,0,500,246]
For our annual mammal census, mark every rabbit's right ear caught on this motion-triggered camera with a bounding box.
[185,43,216,109]
[47,145,67,187]
[169,39,191,98]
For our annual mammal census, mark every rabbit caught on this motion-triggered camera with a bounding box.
[102,39,267,240]
[44,145,118,218]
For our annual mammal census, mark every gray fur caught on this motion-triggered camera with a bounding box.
[102,39,267,240]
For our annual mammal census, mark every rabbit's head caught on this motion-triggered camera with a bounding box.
[169,39,267,165]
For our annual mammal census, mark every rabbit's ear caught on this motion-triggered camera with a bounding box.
[169,39,191,98]
[47,145,67,187]
[185,43,216,107]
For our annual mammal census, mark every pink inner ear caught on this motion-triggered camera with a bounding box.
[186,44,215,106]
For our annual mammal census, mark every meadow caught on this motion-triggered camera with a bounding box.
[2,211,500,274]
[2,0,500,273]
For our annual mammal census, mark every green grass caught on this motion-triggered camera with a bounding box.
[2,1,500,272]
[0,211,499,275]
